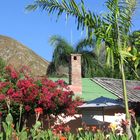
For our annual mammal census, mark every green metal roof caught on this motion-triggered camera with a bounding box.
[81,78,117,101]
[49,78,117,101]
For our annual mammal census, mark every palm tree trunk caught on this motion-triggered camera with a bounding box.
[120,58,133,140]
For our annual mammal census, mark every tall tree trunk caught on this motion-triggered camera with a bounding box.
[120,58,133,140]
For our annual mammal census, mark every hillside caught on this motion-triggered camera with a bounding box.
[0,35,49,76]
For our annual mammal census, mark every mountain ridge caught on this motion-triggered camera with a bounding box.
[0,35,49,76]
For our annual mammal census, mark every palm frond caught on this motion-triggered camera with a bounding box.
[26,0,99,32]
[49,35,73,67]
[101,0,137,69]
[80,50,96,77]
[75,38,95,53]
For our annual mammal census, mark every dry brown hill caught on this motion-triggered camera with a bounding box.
[0,35,49,76]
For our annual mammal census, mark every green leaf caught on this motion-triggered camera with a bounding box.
[33,121,41,130]
[6,113,13,125]
[2,122,7,132]
[120,50,133,58]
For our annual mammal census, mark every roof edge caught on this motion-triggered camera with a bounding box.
[91,78,122,100]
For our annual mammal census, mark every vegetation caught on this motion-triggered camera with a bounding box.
[0,57,6,82]
[27,0,140,80]
[47,35,102,77]
[0,109,140,139]
[128,30,140,78]
[129,30,140,51]
[0,66,139,139]
[0,65,82,129]
[27,0,139,138]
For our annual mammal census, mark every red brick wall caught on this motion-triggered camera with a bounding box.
[69,54,82,94]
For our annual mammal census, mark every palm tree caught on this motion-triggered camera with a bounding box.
[27,0,137,137]
[47,35,73,77]
[47,35,98,77]
[95,0,136,137]
[129,30,140,51]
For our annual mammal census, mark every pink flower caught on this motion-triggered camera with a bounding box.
[0,94,5,101]
[64,125,71,133]
[121,119,129,126]
[17,79,35,89]
[5,65,18,79]
[0,112,2,117]
[25,105,31,112]
[0,82,9,89]
[34,107,43,114]
[11,71,18,79]
[129,109,135,117]
[7,88,14,95]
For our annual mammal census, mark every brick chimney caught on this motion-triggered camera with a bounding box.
[69,54,82,94]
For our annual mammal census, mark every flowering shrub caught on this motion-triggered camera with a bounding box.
[0,65,83,125]
[0,108,140,140]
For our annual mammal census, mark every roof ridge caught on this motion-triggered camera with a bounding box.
[93,77,140,83]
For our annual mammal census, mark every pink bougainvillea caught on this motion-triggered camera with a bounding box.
[5,65,19,79]
[0,65,83,120]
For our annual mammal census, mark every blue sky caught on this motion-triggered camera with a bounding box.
[0,0,140,62]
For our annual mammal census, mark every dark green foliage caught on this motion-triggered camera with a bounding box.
[27,0,139,79]
[47,35,98,77]
[129,30,140,51]
[26,0,98,32]
[49,35,74,68]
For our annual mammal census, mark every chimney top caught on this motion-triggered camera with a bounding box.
[71,53,82,56]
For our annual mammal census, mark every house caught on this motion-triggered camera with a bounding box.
[50,54,140,131]
[78,78,140,126]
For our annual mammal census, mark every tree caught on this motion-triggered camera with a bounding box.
[119,30,140,80]
[129,30,140,51]
[27,0,137,138]
[47,35,73,77]
[129,30,140,77]
[126,47,140,79]
[47,35,98,77]
[100,1,136,137]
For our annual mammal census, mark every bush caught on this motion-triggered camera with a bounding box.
[0,65,83,127]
